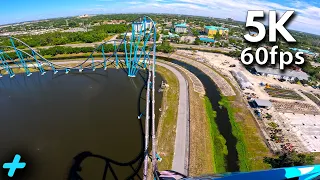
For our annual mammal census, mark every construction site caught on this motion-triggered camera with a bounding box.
[176,49,320,155]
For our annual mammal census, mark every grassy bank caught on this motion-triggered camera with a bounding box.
[219,96,249,171]
[159,55,271,172]
[1,67,39,75]
[315,153,320,164]
[190,59,270,171]
[155,66,179,171]
[205,96,228,173]
[219,95,270,171]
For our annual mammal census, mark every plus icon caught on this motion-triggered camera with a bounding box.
[3,154,26,177]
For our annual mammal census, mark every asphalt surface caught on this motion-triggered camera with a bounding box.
[157,62,189,175]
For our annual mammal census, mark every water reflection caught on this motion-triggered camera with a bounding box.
[0,68,163,179]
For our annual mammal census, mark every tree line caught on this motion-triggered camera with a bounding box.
[0,24,128,47]
[3,42,168,59]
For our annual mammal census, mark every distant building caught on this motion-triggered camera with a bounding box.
[132,20,153,32]
[231,70,253,90]
[162,32,179,39]
[174,23,187,33]
[290,48,318,58]
[199,37,215,43]
[103,20,126,25]
[252,65,310,81]
[248,31,258,37]
[204,26,229,39]
[79,14,89,18]
[252,99,272,109]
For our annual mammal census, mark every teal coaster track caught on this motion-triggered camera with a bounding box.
[0,17,156,78]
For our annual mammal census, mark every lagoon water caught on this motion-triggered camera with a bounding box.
[0,69,163,179]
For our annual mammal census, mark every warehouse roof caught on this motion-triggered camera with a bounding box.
[162,32,180,38]
[175,23,187,28]
[205,26,229,31]
[253,65,310,81]
[200,37,215,43]
[290,48,315,55]
[254,99,272,108]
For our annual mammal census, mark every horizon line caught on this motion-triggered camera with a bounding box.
[0,12,319,36]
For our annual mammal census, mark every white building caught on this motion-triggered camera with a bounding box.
[231,70,253,90]
[174,23,187,33]
[253,65,310,81]
[133,20,153,32]
[79,14,89,18]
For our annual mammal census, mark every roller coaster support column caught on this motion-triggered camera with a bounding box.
[10,38,32,76]
[114,41,119,69]
[32,51,46,75]
[91,55,96,71]
[51,63,58,74]
[124,40,129,68]
[143,66,152,180]
[130,17,144,77]
[101,45,107,70]
[133,18,150,75]
[0,51,15,78]
[151,21,157,173]
[128,23,135,77]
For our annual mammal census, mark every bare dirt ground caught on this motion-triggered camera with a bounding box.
[157,52,235,96]
[159,60,213,176]
[174,50,320,155]
[177,50,320,95]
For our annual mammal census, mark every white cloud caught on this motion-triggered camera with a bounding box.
[88,0,320,34]
[128,1,144,5]
[78,7,109,12]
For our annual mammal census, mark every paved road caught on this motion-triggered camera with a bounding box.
[157,62,189,175]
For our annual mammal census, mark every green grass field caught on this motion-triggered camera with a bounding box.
[156,66,179,171]
[265,87,304,101]
[204,96,228,173]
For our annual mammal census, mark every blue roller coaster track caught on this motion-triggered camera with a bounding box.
[0,16,319,180]
[0,18,156,78]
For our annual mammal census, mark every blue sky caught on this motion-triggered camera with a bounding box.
[1,0,320,35]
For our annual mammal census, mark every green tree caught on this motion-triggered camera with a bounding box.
[229,50,241,57]
[194,37,201,45]
[191,28,200,36]
[156,33,160,41]
[263,152,315,168]
[69,22,77,28]
[156,40,175,53]
[214,31,221,41]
